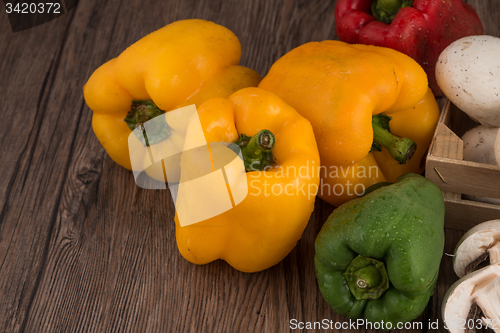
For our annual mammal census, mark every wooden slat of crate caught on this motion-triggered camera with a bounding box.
[425,99,500,230]
[444,198,500,231]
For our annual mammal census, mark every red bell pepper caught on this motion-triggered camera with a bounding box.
[335,0,484,96]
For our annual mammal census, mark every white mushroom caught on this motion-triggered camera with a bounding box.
[463,125,499,165]
[454,219,500,278]
[436,35,500,127]
[443,263,500,333]
[462,126,500,204]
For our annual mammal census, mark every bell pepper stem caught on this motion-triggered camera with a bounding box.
[344,255,389,300]
[371,114,416,164]
[230,130,275,172]
[125,100,164,131]
[355,266,382,289]
[124,100,169,146]
[371,0,414,24]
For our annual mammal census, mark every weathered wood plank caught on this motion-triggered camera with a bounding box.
[0,13,76,333]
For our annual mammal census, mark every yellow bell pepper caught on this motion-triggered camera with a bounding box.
[83,19,261,170]
[259,41,439,207]
[174,87,320,273]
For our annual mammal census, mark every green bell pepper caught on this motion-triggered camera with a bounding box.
[314,173,445,329]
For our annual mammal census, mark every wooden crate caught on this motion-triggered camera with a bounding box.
[425,99,500,231]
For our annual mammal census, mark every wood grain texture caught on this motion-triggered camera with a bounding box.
[428,99,463,201]
[443,198,500,231]
[0,1,499,332]
[426,157,500,199]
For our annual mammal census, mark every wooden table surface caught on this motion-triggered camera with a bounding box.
[1,1,499,332]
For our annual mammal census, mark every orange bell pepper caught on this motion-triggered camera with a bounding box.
[83,19,261,170]
[175,87,320,272]
[259,41,439,206]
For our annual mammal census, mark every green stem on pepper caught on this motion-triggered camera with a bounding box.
[125,100,163,130]
[344,255,389,300]
[371,0,414,24]
[124,100,170,146]
[371,113,416,164]
[355,266,382,289]
[229,130,275,172]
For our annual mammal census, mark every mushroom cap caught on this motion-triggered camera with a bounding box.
[436,35,500,127]
[453,219,500,277]
[463,125,499,165]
